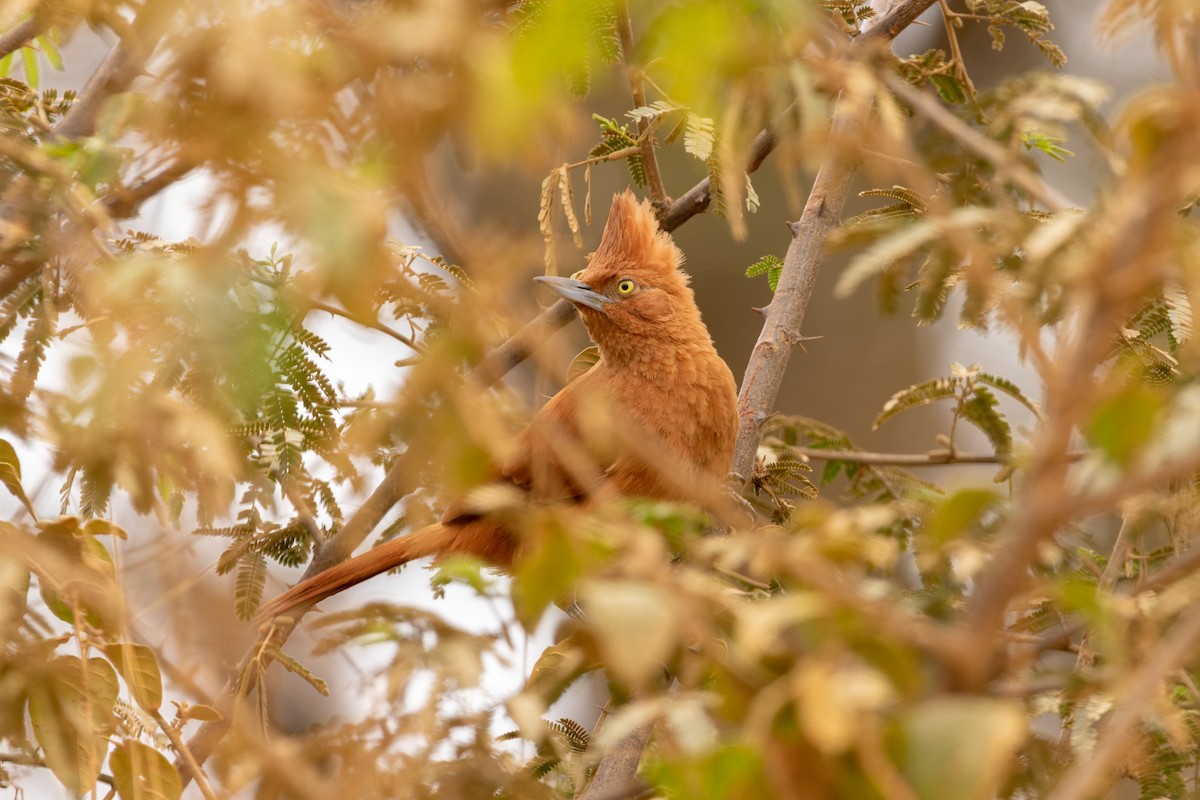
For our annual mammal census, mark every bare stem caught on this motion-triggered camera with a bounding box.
[308,299,424,353]
[615,0,668,210]
[792,446,1086,466]
[151,708,219,800]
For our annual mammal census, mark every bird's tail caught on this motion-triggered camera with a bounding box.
[254,524,452,623]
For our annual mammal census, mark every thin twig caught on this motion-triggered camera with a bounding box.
[792,446,1088,466]
[309,299,424,352]
[0,751,116,787]
[150,708,219,800]
[615,0,667,210]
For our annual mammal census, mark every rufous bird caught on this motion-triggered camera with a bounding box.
[255,191,738,621]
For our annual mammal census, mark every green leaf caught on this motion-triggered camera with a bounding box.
[874,377,956,429]
[29,656,119,795]
[110,740,182,800]
[234,549,267,620]
[926,489,1002,546]
[524,633,597,706]
[37,32,63,71]
[930,74,967,105]
[20,46,38,88]
[1021,131,1074,162]
[431,554,496,596]
[895,698,1025,800]
[684,113,714,162]
[1087,385,1163,465]
[0,548,29,636]
[36,528,118,631]
[745,255,783,292]
[174,702,222,722]
[0,439,35,517]
[960,386,1012,457]
[647,744,767,800]
[511,519,580,630]
[104,643,164,711]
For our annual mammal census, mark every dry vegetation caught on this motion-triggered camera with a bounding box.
[2,0,1200,798]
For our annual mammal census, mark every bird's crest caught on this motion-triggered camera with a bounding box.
[590,191,685,280]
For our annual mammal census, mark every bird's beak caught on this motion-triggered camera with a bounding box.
[533,276,613,311]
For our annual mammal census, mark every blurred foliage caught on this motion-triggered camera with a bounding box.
[2,0,1200,799]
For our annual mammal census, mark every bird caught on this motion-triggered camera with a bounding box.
[255,190,739,622]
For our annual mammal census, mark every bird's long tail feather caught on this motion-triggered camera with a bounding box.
[255,524,451,622]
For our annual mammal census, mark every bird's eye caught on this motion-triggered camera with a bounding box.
[616,278,637,295]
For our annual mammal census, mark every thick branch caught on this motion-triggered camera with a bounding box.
[729,0,940,484]
[0,16,46,61]
[577,723,654,800]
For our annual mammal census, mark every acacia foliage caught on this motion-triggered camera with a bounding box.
[1,1,1200,799]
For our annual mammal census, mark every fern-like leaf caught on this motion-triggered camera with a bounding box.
[961,386,1012,457]
[977,372,1041,417]
[745,255,784,292]
[234,549,267,620]
[874,377,956,429]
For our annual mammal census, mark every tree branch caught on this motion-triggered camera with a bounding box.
[729,0,939,485]
[0,15,47,61]
[308,299,425,353]
[660,127,777,232]
[0,751,116,787]
[53,0,176,141]
[102,158,198,219]
[577,723,655,800]
[615,0,667,211]
[792,446,1087,467]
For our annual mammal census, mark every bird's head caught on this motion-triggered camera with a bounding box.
[535,191,700,355]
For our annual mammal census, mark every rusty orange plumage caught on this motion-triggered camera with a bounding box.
[255,191,738,621]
